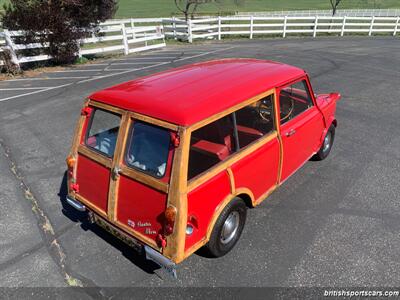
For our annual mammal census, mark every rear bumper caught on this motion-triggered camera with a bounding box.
[66,195,86,211]
[65,195,177,277]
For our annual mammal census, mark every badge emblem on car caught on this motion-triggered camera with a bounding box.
[127,219,135,228]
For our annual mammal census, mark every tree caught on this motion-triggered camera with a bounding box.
[1,0,118,64]
[330,0,343,16]
[175,0,214,20]
[174,0,242,20]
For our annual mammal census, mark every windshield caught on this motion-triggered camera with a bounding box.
[125,121,171,178]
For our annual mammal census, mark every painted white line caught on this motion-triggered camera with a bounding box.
[77,46,235,84]
[0,46,235,102]
[110,62,161,65]
[103,69,136,71]
[112,57,177,61]
[0,87,56,91]
[52,69,104,73]
[0,83,73,102]
[80,63,109,66]
[3,76,90,82]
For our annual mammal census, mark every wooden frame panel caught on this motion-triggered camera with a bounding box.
[119,165,169,193]
[182,88,284,260]
[77,145,113,168]
[107,112,130,220]
[163,127,190,262]
[187,131,278,192]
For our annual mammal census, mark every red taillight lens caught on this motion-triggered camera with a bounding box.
[164,206,177,235]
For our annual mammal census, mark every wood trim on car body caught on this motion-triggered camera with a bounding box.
[181,88,284,259]
[107,112,130,221]
[67,79,330,264]
[164,127,190,262]
[67,98,90,196]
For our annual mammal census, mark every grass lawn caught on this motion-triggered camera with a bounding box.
[1,0,399,18]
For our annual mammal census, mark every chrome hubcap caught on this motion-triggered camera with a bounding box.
[220,211,240,244]
[323,132,331,152]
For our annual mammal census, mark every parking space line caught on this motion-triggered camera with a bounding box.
[110,62,161,65]
[3,76,90,82]
[0,87,55,91]
[0,83,74,102]
[0,46,235,102]
[112,57,177,61]
[78,46,235,84]
[51,69,104,73]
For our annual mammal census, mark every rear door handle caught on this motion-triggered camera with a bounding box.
[285,129,296,137]
[112,166,121,180]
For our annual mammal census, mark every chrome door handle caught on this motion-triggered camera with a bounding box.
[285,129,296,137]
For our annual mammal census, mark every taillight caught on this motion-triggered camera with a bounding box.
[164,206,177,235]
[66,155,76,169]
[66,155,76,180]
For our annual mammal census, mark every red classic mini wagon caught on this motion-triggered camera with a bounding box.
[66,59,340,276]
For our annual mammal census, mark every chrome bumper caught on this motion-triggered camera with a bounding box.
[66,196,177,278]
[66,196,86,211]
[144,245,177,278]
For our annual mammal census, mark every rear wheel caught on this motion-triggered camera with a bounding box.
[204,197,247,257]
[313,124,335,161]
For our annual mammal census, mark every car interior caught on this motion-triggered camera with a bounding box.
[188,97,275,180]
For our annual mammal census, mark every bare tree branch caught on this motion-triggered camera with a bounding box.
[330,0,343,16]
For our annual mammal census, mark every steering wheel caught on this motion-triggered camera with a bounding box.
[258,97,273,122]
[280,97,295,122]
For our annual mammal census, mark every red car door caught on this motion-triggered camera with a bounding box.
[279,78,325,182]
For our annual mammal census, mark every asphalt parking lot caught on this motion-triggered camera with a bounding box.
[0,36,399,295]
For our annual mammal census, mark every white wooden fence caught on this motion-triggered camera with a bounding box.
[0,18,165,67]
[164,16,400,43]
[2,14,400,67]
[237,9,400,17]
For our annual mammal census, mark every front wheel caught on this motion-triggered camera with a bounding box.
[313,124,335,161]
[204,197,247,257]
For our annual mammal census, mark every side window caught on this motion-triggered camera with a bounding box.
[86,109,121,157]
[125,121,171,178]
[235,94,275,148]
[279,79,313,124]
[188,116,234,180]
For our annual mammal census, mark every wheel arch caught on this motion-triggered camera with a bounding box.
[206,190,253,240]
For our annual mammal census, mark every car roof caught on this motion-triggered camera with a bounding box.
[89,58,306,126]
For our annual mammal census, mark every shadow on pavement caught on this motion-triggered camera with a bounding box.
[58,171,160,275]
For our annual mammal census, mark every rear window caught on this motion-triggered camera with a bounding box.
[86,109,121,157]
[125,121,170,178]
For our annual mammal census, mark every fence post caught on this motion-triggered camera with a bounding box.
[218,16,222,40]
[172,17,177,40]
[313,15,318,37]
[393,16,399,36]
[2,30,21,71]
[121,23,129,55]
[341,16,346,36]
[130,19,136,39]
[283,16,287,38]
[369,16,375,36]
[250,15,254,39]
[187,19,193,43]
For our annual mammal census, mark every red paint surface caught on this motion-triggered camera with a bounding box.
[89,59,305,126]
[116,175,167,243]
[185,171,231,250]
[76,154,110,213]
[231,137,280,200]
[280,107,325,181]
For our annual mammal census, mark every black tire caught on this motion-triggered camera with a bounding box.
[204,197,247,258]
[313,124,335,161]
